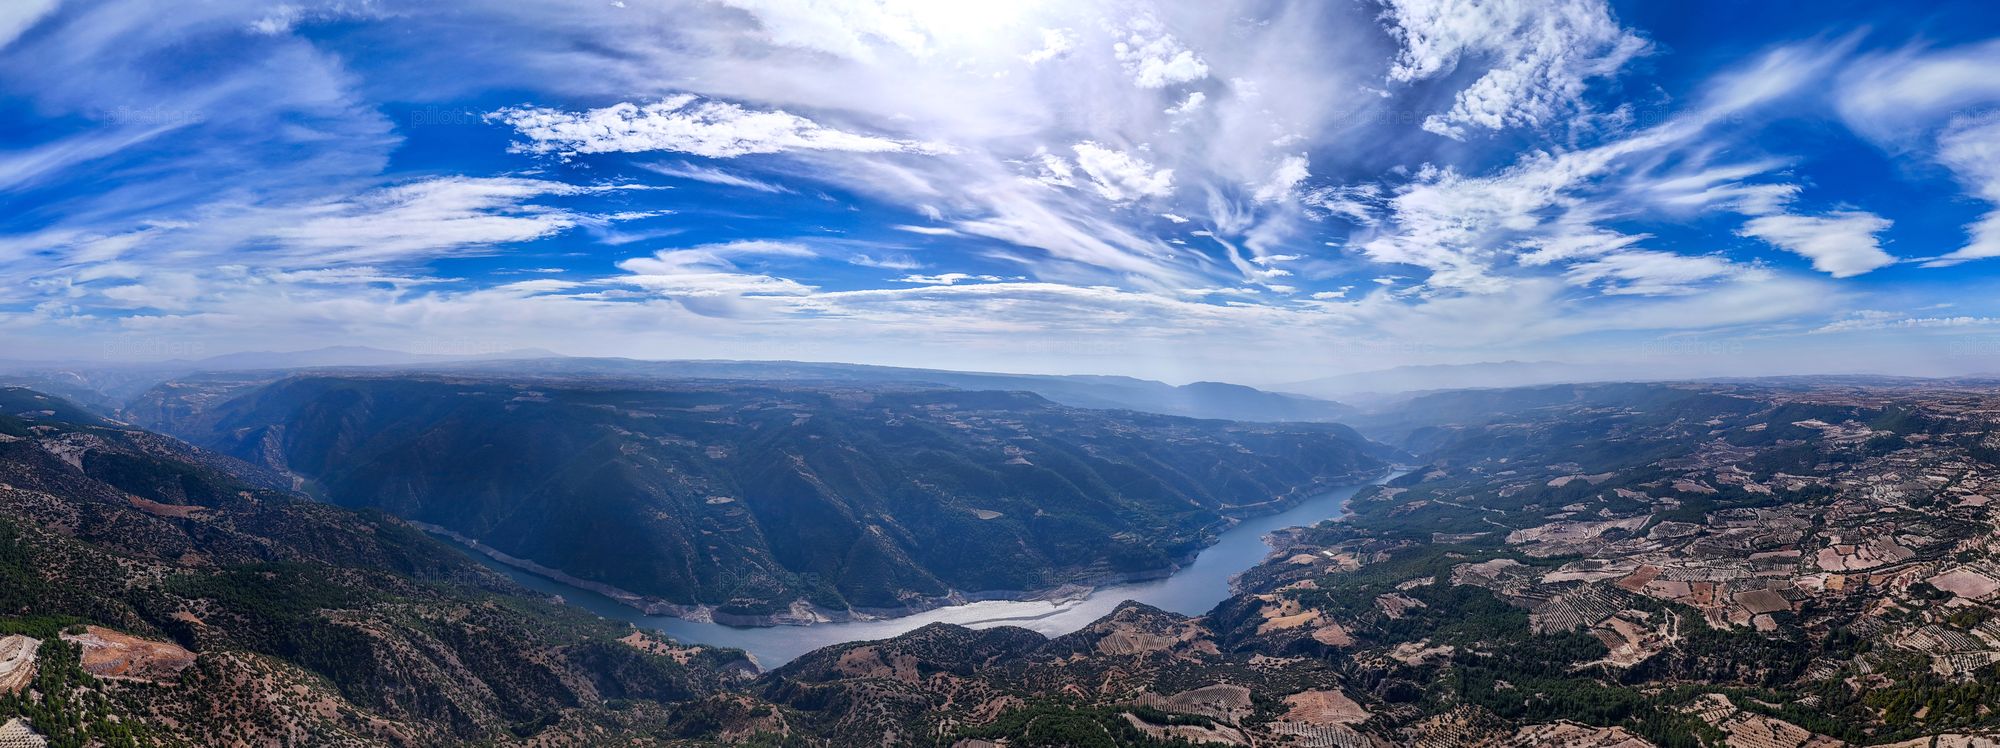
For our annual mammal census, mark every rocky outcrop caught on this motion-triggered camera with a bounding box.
[0,636,39,694]
[58,627,195,684]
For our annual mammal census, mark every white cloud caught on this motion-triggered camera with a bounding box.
[1300,183,1381,225]
[894,273,1000,285]
[0,0,58,50]
[1031,150,1077,190]
[1813,313,2000,334]
[1836,39,2000,145]
[639,161,793,193]
[706,0,1047,62]
[1834,43,2000,268]
[1738,211,1895,278]
[0,123,190,195]
[1516,228,1648,266]
[1349,42,1856,293]
[491,95,943,158]
[846,253,924,271]
[1832,42,2000,268]
[1164,91,1206,116]
[620,270,813,299]
[949,188,1183,278]
[4,1,1954,380]
[891,224,962,236]
[693,239,817,258]
[267,267,453,287]
[1069,142,1174,202]
[1023,27,1075,64]
[1923,114,2000,267]
[1636,160,1799,216]
[1563,250,1738,296]
[1113,18,1209,88]
[1379,0,1648,139]
[614,241,818,317]
[1252,154,1309,203]
[255,177,653,264]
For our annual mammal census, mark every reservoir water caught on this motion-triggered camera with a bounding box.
[459,473,1394,668]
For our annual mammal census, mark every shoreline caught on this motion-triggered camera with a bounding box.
[416,466,1387,627]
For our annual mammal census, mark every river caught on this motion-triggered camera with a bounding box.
[456,473,1394,668]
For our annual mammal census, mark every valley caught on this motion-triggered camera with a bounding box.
[451,474,1398,667]
[13,373,2000,745]
[130,372,1390,624]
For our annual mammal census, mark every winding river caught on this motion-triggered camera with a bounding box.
[457,474,1394,668]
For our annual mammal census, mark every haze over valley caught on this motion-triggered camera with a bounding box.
[10,0,2000,745]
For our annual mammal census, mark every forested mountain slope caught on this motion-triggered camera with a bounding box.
[0,387,744,746]
[136,375,1391,622]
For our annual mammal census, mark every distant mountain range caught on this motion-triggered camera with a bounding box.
[168,345,564,371]
[1277,360,1618,398]
[5,347,1359,425]
[432,356,1361,423]
[0,346,556,409]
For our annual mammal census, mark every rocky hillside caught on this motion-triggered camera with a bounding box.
[134,374,1391,622]
[668,381,2000,747]
[20,380,2000,746]
[0,387,745,746]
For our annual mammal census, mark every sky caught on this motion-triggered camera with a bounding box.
[4,0,2000,385]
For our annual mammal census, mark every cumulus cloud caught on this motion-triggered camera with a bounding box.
[1112,18,1209,88]
[1164,91,1206,116]
[1022,27,1075,64]
[491,95,943,158]
[1252,154,1310,203]
[1738,211,1896,278]
[1069,142,1174,202]
[1379,0,1649,139]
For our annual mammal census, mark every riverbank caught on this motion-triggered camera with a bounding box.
[442,472,1398,667]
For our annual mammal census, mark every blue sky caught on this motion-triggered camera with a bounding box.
[4,0,2000,383]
